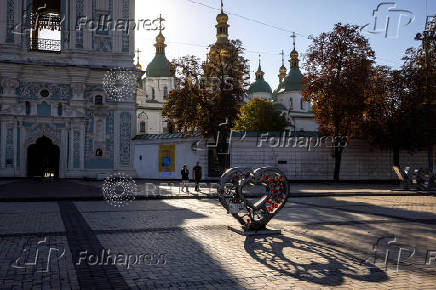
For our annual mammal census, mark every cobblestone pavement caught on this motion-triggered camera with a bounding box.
[0,182,435,289]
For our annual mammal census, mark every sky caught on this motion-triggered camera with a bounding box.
[135,0,435,90]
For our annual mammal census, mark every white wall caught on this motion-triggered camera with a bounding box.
[134,138,210,179]
[291,118,318,132]
[230,137,436,180]
[133,135,436,181]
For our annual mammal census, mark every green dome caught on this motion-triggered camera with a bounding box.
[276,66,303,93]
[146,53,172,77]
[248,79,272,94]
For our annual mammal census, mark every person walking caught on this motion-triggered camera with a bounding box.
[193,162,202,192]
[181,164,190,193]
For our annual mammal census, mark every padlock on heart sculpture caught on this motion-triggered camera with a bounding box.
[218,167,289,231]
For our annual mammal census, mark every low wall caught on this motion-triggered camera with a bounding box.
[134,136,210,180]
[229,136,436,181]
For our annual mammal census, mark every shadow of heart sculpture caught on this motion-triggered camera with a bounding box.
[217,167,289,231]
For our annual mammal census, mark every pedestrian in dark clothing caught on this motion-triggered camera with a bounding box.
[193,162,202,192]
[181,164,190,192]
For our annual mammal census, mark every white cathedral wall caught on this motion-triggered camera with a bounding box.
[0,1,140,179]
[276,90,318,132]
[145,111,164,134]
[277,91,304,112]
[143,77,174,103]
[292,118,319,132]
[137,76,175,135]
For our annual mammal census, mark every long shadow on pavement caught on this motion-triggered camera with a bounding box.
[244,235,388,286]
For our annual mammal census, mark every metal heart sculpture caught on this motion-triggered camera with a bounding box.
[218,167,289,231]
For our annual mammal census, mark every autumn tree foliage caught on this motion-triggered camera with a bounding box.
[302,23,375,181]
[163,39,249,136]
[401,41,436,170]
[162,55,205,134]
[362,66,418,166]
[234,98,288,132]
[363,34,435,169]
[162,40,249,174]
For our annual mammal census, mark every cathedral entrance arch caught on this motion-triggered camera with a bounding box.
[27,136,60,178]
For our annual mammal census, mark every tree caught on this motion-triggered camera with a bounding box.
[162,55,205,134]
[162,40,249,175]
[302,23,375,181]
[234,98,288,131]
[402,40,436,170]
[201,39,250,139]
[163,40,249,138]
[362,66,418,166]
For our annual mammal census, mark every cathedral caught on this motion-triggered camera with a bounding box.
[136,15,175,135]
[0,0,137,178]
[0,0,317,179]
[247,35,318,132]
[137,10,318,136]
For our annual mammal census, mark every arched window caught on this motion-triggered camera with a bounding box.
[30,0,62,52]
[95,95,103,105]
[57,103,63,116]
[300,98,304,110]
[289,98,293,110]
[139,121,146,133]
[151,88,155,99]
[163,87,168,99]
[25,101,31,115]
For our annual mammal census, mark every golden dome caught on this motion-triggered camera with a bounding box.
[279,65,287,73]
[216,13,228,23]
[156,32,165,44]
[136,64,142,70]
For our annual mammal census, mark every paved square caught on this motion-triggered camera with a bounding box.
[0,180,435,289]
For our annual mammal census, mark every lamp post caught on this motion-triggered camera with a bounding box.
[415,15,435,172]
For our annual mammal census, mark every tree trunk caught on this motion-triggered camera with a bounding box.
[333,146,343,181]
[393,146,400,167]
